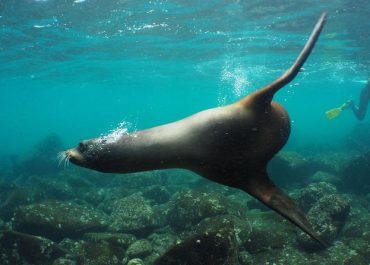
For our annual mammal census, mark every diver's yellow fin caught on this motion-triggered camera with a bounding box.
[325,108,342,119]
[325,100,352,120]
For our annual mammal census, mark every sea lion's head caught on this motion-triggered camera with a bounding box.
[64,137,119,172]
[65,139,99,168]
[64,127,140,173]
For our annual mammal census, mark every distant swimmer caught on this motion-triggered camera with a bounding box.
[325,78,370,120]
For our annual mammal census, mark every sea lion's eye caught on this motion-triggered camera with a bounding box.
[78,142,87,152]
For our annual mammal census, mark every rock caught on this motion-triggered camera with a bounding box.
[142,185,171,204]
[246,198,269,211]
[195,214,252,247]
[269,150,357,188]
[126,239,153,259]
[30,176,74,201]
[341,255,368,265]
[307,151,359,174]
[52,258,77,265]
[296,182,338,211]
[145,254,161,265]
[127,258,145,265]
[0,187,43,220]
[244,226,291,254]
[345,238,370,262]
[238,251,253,265]
[342,151,370,194]
[108,171,166,189]
[325,241,368,265]
[344,122,370,150]
[0,230,68,265]
[96,189,131,215]
[83,232,136,249]
[148,229,178,256]
[297,194,350,250]
[153,229,238,265]
[242,211,294,254]
[64,240,125,265]
[82,188,108,206]
[307,171,342,187]
[14,200,109,240]
[154,214,247,264]
[109,193,158,235]
[341,212,370,238]
[253,246,312,265]
[0,181,15,198]
[166,190,245,230]
[66,175,94,189]
[268,151,326,188]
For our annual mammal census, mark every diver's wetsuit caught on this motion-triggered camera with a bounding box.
[351,80,370,120]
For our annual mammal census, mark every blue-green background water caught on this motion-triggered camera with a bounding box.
[0,0,369,157]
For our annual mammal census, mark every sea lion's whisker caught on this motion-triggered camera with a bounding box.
[56,151,70,169]
[57,152,66,167]
[64,154,70,169]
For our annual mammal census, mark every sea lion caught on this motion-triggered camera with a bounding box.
[65,13,327,246]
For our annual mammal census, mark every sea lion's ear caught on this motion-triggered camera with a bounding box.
[242,171,327,247]
[239,12,327,109]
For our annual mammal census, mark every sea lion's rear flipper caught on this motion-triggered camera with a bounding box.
[242,12,327,107]
[242,171,327,247]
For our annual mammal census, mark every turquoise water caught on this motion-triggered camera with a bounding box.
[1,0,369,157]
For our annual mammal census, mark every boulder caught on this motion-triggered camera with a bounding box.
[126,239,153,259]
[14,200,109,240]
[296,182,338,211]
[83,232,136,249]
[297,194,350,250]
[195,214,251,247]
[242,211,294,254]
[268,151,325,188]
[166,190,245,230]
[153,229,238,265]
[0,230,68,265]
[127,258,145,265]
[148,229,178,257]
[109,193,159,235]
[342,151,370,194]
[62,240,125,265]
[142,185,171,204]
[307,171,342,188]
[0,187,43,220]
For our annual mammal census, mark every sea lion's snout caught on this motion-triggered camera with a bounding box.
[65,148,85,165]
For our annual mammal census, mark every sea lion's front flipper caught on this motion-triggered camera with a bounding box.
[242,171,327,247]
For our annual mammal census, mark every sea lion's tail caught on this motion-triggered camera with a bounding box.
[242,171,327,247]
[241,12,327,107]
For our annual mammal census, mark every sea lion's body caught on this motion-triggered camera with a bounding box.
[66,13,327,246]
[82,102,288,180]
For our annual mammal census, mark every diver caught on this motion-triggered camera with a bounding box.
[326,78,370,120]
